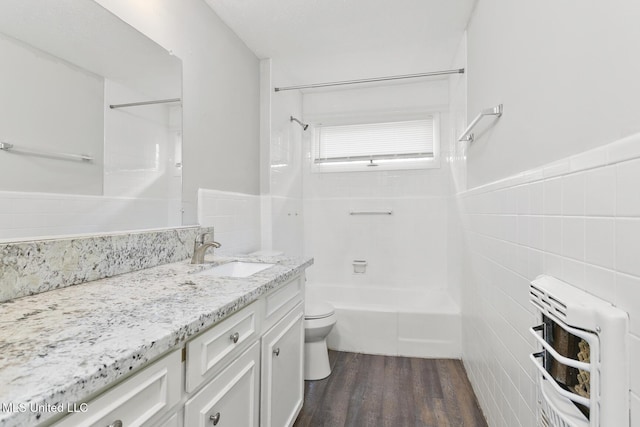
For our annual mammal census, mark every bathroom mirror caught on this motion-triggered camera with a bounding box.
[0,0,183,237]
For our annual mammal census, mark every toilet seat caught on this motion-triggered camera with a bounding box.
[305,301,335,320]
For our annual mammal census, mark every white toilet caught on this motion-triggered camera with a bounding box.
[304,300,336,380]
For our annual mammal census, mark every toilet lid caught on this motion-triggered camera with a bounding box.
[305,301,335,319]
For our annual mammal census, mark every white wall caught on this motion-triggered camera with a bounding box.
[0,32,104,195]
[96,0,261,224]
[448,32,468,194]
[446,33,468,306]
[459,135,640,427]
[465,0,640,189]
[259,59,305,256]
[460,2,640,425]
[302,80,456,294]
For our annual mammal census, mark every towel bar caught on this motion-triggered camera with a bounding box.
[458,104,503,142]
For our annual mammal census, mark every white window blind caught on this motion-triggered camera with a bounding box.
[315,118,435,164]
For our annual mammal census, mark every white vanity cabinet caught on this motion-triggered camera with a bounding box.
[52,349,182,427]
[48,273,305,427]
[260,303,304,427]
[183,275,304,427]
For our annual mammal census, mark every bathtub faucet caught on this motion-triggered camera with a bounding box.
[191,232,221,264]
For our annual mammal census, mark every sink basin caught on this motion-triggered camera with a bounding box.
[196,261,275,278]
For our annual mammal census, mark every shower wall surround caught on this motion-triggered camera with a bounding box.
[0,226,211,303]
[302,80,457,292]
[260,59,305,256]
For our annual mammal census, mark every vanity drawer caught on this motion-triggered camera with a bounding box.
[185,301,261,393]
[263,275,304,332]
[53,349,182,427]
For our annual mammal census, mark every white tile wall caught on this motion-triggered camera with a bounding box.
[616,219,640,277]
[263,72,304,256]
[197,188,261,254]
[632,393,640,427]
[459,132,640,427]
[616,158,640,216]
[585,165,616,216]
[270,195,303,256]
[585,218,615,268]
[543,178,562,215]
[561,172,585,216]
[0,190,176,241]
[302,108,456,295]
[303,195,449,288]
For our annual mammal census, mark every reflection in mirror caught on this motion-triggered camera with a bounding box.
[0,0,182,239]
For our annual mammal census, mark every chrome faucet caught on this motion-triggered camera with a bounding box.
[191,232,221,264]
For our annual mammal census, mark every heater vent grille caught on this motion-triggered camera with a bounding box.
[530,284,567,319]
[529,275,629,427]
[538,373,590,427]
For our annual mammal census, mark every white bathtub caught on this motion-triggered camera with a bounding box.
[306,284,461,358]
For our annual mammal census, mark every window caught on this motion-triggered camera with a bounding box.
[311,115,439,172]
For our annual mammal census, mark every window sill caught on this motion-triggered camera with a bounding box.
[310,157,441,173]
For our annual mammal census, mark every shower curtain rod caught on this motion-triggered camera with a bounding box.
[274,68,464,92]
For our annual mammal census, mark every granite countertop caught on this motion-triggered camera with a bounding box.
[0,254,313,427]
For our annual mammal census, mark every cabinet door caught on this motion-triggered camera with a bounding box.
[184,341,260,427]
[261,303,304,427]
[157,411,181,427]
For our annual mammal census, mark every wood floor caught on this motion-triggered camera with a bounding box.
[294,351,488,427]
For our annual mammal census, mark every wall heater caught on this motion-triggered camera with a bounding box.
[529,275,629,427]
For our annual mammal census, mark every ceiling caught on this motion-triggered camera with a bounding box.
[204,0,476,86]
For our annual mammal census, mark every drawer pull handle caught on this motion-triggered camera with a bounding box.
[230,332,240,343]
[210,412,221,425]
[273,347,280,357]
[108,421,123,427]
